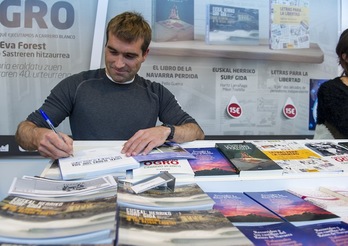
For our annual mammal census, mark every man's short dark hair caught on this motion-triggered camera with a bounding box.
[106,11,152,55]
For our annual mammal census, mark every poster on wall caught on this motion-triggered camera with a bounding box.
[0,0,341,138]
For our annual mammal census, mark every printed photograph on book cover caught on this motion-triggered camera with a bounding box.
[152,0,194,42]
[206,4,259,45]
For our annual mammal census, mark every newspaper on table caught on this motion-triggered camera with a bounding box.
[8,174,117,198]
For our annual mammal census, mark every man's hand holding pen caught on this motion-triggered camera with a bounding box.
[38,109,74,159]
[34,127,74,160]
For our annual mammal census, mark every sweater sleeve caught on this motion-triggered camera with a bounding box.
[154,83,198,125]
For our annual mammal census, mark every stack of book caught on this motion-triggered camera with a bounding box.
[0,175,118,244]
[116,181,253,246]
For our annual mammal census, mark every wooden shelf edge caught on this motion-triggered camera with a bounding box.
[149,41,324,64]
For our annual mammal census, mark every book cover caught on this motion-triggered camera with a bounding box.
[133,142,195,162]
[269,0,310,49]
[319,186,348,203]
[128,159,194,181]
[252,140,344,174]
[215,142,283,177]
[117,207,253,246]
[206,4,259,45]
[305,142,348,157]
[298,221,348,245]
[152,0,194,42]
[244,190,341,226]
[185,147,238,177]
[309,79,328,130]
[0,194,117,243]
[237,222,312,246]
[117,182,214,211]
[58,146,139,180]
[289,187,348,223]
[206,191,284,226]
[253,140,321,160]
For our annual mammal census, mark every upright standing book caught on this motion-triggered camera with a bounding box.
[244,190,341,226]
[185,147,238,177]
[152,0,194,42]
[206,4,259,45]
[269,0,310,49]
[215,142,283,177]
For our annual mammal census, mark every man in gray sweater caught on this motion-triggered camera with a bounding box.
[15,11,204,160]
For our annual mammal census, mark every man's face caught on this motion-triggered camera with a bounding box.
[105,33,149,83]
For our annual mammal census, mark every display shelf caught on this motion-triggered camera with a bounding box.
[149,40,324,64]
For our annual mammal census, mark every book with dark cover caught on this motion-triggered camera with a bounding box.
[298,221,348,245]
[207,191,284,226]
[244,190,341,226]
[237,222,313,246]
[206,4,259,45]
[215,142,283,177]
[117,182,214,211]
[152,0,194,42]
[185,147,238,177]
[117,207,253,246]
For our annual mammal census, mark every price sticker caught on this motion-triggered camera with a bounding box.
[227,102,242,118]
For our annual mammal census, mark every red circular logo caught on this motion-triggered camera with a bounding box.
[227,103,242,118]
[283,104,297,119]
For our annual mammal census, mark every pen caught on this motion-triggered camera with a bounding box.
[39,109,74,157]
[39,109,63,140]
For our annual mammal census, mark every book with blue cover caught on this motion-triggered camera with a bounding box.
[206,191,284,226]
[185,147,238,177]
[206,4,259,45]
[244,190,341,226]
[237,222,313,246]
[298,221,348,245]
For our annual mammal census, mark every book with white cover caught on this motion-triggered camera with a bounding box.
[58,146,139,180]
[128,159,194,181]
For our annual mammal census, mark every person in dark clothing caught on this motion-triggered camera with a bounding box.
[315,28,348,139]
[15,11,204,159]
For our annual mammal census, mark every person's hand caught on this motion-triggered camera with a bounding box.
[36,129,74,159]
[121,126,170,156]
